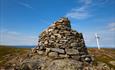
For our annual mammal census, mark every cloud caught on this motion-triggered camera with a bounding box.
[108,22,115,31]
[0,29,37,45]
[66,9,91,19]
[66,0,109,20]
[93,0,108,5]
[66,0,92,19]
[19,2,32,9]
[78,0,92,5]
[110,28,115,31]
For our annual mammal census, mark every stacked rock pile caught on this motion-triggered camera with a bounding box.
[32,17,92,63]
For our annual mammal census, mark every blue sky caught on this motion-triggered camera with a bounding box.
[0,0,115,48]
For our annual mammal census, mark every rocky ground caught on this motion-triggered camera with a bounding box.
[0,46,115,70]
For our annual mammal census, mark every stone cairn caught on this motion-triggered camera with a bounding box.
[32,17,92,63]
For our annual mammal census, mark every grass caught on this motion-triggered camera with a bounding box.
[0,45,29,66]
[0,45,115,69]
[88,48,115,69]
[95,54,115,69]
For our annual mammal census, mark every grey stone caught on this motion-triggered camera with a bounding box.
[48,52,58,57]
[58,19,63,23]
[50,48,65,54]
[31,48,36,53]
[65,49,79,55]
[47,59,83,70]
[37,50,44,55]
[81,55,86,58]
[19,59,45,70]
[48,29,53,32]
[109,61,115,66]
[44,41,48,45]
[72,31,77,35]
[85,57,91,62]
[59,54,69,58]
[71,55,80,60]
[51,35,55,39]
[70,42,77,47]
[54,34,61,38]
[45,48,51,55]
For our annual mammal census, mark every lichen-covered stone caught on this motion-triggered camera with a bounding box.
[59,54,69,58]
[65,49,79,55]
[37,50,44,55]
[48,52,58,57]
[71,55,80,60]
[50,48,65,54]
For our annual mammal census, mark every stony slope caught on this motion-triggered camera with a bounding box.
[0,46,115,70]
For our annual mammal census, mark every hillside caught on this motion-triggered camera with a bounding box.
[0,45,30,67]
[88,48,115,69]
[0,45,115,69]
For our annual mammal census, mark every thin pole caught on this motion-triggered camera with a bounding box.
[95,33,100,49]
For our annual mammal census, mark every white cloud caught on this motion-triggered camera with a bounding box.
[108,22,115,31]
[93,0,108,5]
[0,29,37,45]
[66,0,109,20]
[66,10,91,19]
[66,0,92,19]
[79,0,92,5]
[108,22,115,27]
[19,2,32,9]
[110,28,115,31]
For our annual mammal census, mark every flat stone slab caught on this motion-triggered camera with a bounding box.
[109,61,115,66]
[50,48,65,54]
[37,50,44,55]
[71,55,80,60]
[65,49,79,55]
[59,54,69,58]
[48,52,58,57]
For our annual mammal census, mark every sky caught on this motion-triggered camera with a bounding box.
[0,0,115,48]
